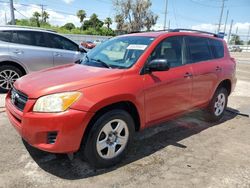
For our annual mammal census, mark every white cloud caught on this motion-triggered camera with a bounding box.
[192,22,250,36]
[62,0,75,4]
[0,3,81,27]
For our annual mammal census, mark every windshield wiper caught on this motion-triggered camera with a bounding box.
[90,58,112,69]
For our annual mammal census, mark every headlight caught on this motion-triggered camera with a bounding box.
[33,92,82,112]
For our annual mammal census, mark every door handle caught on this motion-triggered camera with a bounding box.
[13,50,23,54]
[184,72,193,78]
[54,52,62,57]
[216,66,222,71]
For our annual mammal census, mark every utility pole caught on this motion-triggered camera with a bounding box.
[39,4,47,23]
[163,0,168,30]
[9,0,15,25]
[235,26,238,35]
[223,10,229,34]
[5,12,7,25]
[246,25,250,51]
[168,20,170,30]
[227,19,233,44]
[218,0,226,33]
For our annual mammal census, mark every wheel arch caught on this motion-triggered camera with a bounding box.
[0,61,27,75]
[80,100,141,150]
[217,79,232,95]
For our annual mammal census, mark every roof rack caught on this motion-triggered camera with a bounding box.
[171,28,225,39]
[0,25,57,33]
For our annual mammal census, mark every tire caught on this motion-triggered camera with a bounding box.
[0,65,23,93]
[205,87,228,122]
[81,109,135,168]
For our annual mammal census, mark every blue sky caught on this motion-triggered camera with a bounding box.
[0,0,250,38]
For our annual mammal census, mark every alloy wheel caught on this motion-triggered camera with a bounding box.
[214,93,226,116]
[0,70,20,90]
[96,119,129,159]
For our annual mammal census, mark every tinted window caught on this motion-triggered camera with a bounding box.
[148,36,184,68]
[209,39,224,59]
[0,31,12,42]
[15,31,47,47]
[186,36,213,63]
[48,34,78,51]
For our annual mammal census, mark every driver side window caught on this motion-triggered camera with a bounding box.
[148,36,184,68]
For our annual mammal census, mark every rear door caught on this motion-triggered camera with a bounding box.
[46,33,82,66]
[143,36,193,125]
[8,30,54,72]
[185,36,220,107]
[0,31,11,59]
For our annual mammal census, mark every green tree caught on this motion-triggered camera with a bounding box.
[82,13,104,30]
[77,10,86,24]
[42,11,49,23]
[248,40,250,45]
[115,14,124,30]
[104,17,112,29]
[230,34,244,45]
[144,12,158,31]
[32,11,41,27]
[62,23,76,31]
[113,0,158,32]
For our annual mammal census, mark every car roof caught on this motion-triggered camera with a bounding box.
[122,30,224,41]
[0,25,56,34]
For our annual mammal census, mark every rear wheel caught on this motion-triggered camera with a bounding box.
[81,109,135,168]
[0,65,23,93]
[205,87,228,122]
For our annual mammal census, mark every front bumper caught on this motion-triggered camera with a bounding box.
[5,92,94,153]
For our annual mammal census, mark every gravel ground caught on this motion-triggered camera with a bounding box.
[0,62,250,188]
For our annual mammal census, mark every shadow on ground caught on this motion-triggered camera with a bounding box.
[23,109,238,179]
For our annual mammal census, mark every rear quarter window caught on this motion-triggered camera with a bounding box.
[0,31,11,42]
[209,39,224,59]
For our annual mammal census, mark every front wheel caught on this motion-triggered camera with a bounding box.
[205,87,228,122]
[81,109,135,168]
[0,65,23,93]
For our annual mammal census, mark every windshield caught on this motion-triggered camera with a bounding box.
[81,36,155,69]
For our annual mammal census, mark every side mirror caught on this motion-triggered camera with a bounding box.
[78,47,87,53]
[146,59,170,73]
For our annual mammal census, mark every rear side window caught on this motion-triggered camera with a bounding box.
[186,36,213,63]
[47,33,78,51]
[209,39,224,59]
[15,31,47,47]
[0,31,12,42]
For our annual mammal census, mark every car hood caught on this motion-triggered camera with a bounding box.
[14,64,124,99]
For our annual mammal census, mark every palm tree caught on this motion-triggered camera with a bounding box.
[33,11,41,27]
[104,17,112,29]
[42,11,49,23]
[77,10,86,24]
[115,14,124,30]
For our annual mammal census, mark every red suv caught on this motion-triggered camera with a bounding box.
[6,29,236,168]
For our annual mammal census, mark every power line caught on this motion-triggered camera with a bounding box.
[14,8,29,19]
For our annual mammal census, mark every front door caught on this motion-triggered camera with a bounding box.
[143,36,193,126]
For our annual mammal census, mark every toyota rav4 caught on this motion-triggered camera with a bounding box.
[6,29,237,168]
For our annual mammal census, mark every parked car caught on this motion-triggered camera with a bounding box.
[80,41,96,49]
[6,29,236,168]
[229,45,242,52]
[0,26,86,92]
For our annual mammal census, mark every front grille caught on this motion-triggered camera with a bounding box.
[10,88,28,111]
[47,132,58,144]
